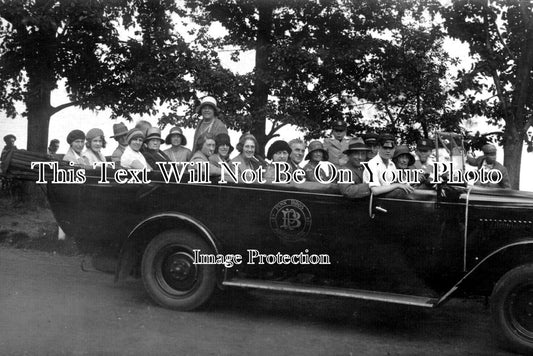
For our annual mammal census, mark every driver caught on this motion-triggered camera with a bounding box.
[363,133,414,196]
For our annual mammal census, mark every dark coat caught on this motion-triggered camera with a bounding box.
[338,161,371,199]
[143,149,170,171]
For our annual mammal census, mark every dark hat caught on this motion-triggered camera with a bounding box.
[343,137,371,154]
[3,134,16,143]
[332,120,347,131]
[66,130,85,144]
[378,133,396,148]
[305,140,329,160]
[267,140,292,160]
[196,96,221,114]
[165,126,187,146]
[126,128,145,144]
[417,138,434,150]
[393,145,415,166]
[144,127,165,144]
[215,133,233,154]
[482,143,497,155]
[110,123,129,138]
[363,133,379,145]
[49,139,59,145]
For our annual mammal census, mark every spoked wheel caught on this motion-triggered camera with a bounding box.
[141,229,217,310]
[491,264,533,354]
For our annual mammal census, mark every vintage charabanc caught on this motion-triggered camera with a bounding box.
[2,148,533,354]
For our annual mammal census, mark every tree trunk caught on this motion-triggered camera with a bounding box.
[250,1,273,156]
[26,101,51,153]
[23,55,54,205]
[502,126,523,190]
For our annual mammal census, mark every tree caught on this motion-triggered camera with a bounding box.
[182,0,417,153]
[441,0,533,189]
[353,24,466,144]
[0,0,199,152]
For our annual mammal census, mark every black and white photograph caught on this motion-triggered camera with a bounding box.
[1,0,533,355]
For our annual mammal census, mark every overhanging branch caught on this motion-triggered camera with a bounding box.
[50,101,81,115]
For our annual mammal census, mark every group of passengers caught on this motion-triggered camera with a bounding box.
[2,95,510,194]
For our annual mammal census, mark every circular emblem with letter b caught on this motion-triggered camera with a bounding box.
[269,199,312,242]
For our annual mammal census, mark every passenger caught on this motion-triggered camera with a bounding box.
[121,129,150,170]
[142,127,170,170]
[467,144,511,189]
[323,120,351,166]
[363,133,414,196]
[82,128,106,166]
[264,140,291,182]
[303,141,332,182]
[63,130,86,165]
[288,138,306,172]
[164,126,191,162]
[209,133,233,168]
[392,145,415,169]
[362,133,379,160]
[110,123,129,164]
[231,133,262,178]
[339,138,371,199]
[193,96,228,149]
[47,139,60,155]
[190,133,221,176]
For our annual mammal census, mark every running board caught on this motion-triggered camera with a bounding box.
[222,278,437,308]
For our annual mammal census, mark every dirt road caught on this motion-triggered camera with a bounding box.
[0,247,515,355]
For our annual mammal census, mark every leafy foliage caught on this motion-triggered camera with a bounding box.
[0,0,205,150]
[440,0,533,188]
[180,0,430,149]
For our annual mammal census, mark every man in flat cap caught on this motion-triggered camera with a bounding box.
[324,120,352,166]
[363,133,414,196]
[467,144,510,189]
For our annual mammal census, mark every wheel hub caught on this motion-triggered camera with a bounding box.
[167,253,192,280]
[155,248,199,296]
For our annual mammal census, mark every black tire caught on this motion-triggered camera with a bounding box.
[491,264,533,355]
[141,229,217,311]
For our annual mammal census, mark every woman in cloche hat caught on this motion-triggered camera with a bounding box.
[303,141,330,182]
[392,144,415,169]
[192,96,228,149]
[209,133,234,168]
[121,129,150,170]
[82,128,106,166]
[63,130,86,166]
[264,140,292,182]
[164,126,191,162]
